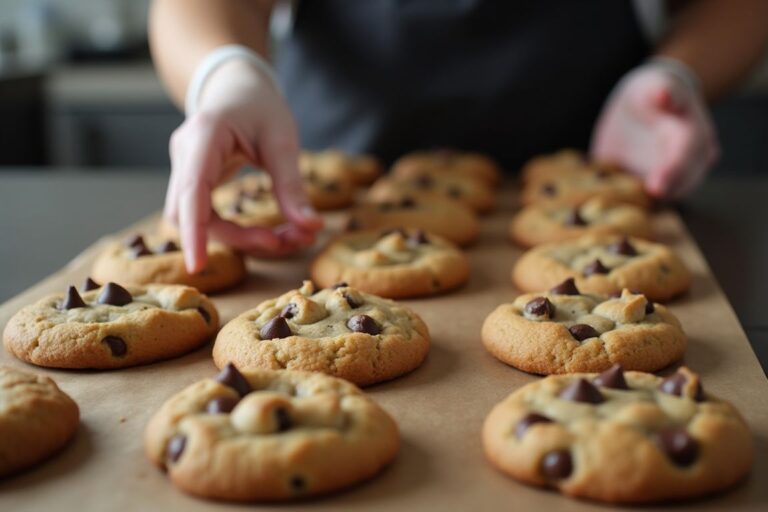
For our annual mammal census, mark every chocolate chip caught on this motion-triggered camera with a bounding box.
[583,259,610,276]
[331,282,349,289]
[290,475,306,492]
[197,306,211,324]
[559,378,604,404]
[568,324,600,341]
[102,336,127,357]
[215,363,251,397]
[593,364,628,390]
[279,303,298,319]
[447,185,462,198]
[97,282,132,306]
[541,183,556,196]
[159,240,179,253]
[415,175,433,188]
[595,168,611,179]
[125,234,144,248]
[655,428,698,466]
[344,294,361,309]
[323,181,340,192]
[541,450,572,479]
[130,242,152,258]
[346,217,361,231]
[409,230,429,245]
[645,300,655,314]
[515,413,553,439]
[660,372,704,401]
[61,286,87,309]
[82,277,100,292]
[205,396,240,414]
[260,317,293,339]
[524,297,555,318]
[608,237,638,256]
[565,208,587,226]
[166,435,186,463]
[347,314,381,335]
[400,196,416,208]
[549,278,580,295]
[275,407,291,432]
[230,202,244,214]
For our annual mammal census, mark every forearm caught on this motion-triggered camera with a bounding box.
[658,0,768,100]
[149,0,275,109]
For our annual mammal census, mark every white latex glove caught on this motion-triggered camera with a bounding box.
[165,56,323,273]
[590,58,719,201]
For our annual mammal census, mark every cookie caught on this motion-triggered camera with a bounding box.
[512,235,691,301]
[509,197,653,247]
[3,281,219,369]
[92,233,246,293]
[301,149,383,186]
[520,149,623,185]
[311,228,469,298]
[144,365,399,501]
[0,367,80,477]
[212,280,430,386]
[213,173,284,227]
[299,160,356,211]
[520,154,648,208]
[391,149,502,186]
[367,174,495,214]
[348,195,479,247]
[482,285,686,374]
[482,366,753,503]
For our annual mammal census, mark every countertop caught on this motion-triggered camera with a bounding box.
[0,168,765,371]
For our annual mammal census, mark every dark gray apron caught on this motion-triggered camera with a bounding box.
[276,0,649,170]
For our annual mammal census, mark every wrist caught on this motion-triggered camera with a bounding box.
[645,56,703,96]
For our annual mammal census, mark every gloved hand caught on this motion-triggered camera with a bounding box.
[164,58,323,274]
[590,58,719,201]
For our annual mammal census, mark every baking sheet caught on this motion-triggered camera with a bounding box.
[1,189,766,511]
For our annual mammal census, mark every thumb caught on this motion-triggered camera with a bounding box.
[259,133,323,231]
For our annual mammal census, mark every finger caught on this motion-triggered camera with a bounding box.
[207,213,282,252]
[164,131,184,224]
[646,120,693,198]
[274,223,317,247]
[258,132,323,231]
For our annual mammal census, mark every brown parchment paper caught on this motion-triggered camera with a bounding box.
[1,189,766,512]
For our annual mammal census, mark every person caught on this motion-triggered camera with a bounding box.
[149,0,768,273]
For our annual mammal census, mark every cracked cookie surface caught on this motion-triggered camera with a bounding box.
[212,281,430,386]
[0,366,80,477]
[144,365,399,501]
[92,233,246,293]
[3,282,219,369]
[483,366,753,504]
[509,197,653,247]
[512,235,691,301]
[311,229,469,298]
[482,284,686,374]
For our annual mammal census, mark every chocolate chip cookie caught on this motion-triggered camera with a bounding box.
[299,159,356,211]
[512,235,691,301]
[300,149,383,186]
[0,367,80,477]
[213,173,284,227]
[391,149,502,186]
[348,196,479,247]
[144,365,400,501]
[212,281,430,386]
[482,284,686,374]
[367,174,495,214]
[520,149,622,185]
[3,282,219,369]
[311,229,469,298]
[92,233,246,293]
[509,197,653,247]
[483,366,753,503]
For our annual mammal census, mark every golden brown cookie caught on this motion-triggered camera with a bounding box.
[212,173,284,227]
[367,174,495,214]
[509,197,653,247]
[483,367,753,504]
[391,149,502,186]
[299,159,356,210]
[145,365,399,501]
[212,281,430,386]
[3,281,219,369]
[92,233,246,293]
[512,235,691,301]
[347,195,479,247]
[0,367,80,477]
[482,284,686,374]
[301,149,383,186]
[311,228,469,298]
